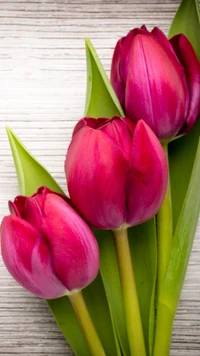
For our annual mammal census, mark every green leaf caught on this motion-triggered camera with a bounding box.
[85,38,157,355]
[161,138,200,311]
[6,127,64,196]
[94,229,130,356]
[169,120,200,232]
[168,0,200,229]
[154,138,200,354]
[50,274,120,356]
[128,219,157,356]
[168,0,200,60]
[48,296,90,356]
[85,38,124,118]
[6,127,119,356]
[83,273,122,356]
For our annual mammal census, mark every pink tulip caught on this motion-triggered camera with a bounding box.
[0,187,99,299]
[111,26,200,140]
[65,116,168,230]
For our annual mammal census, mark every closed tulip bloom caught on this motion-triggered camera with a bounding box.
[65,116,168,230]
[0,187,99,299]
[111,26,200,140]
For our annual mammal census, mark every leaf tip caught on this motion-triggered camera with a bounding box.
[85,37,90,45]
[6,126,13,140]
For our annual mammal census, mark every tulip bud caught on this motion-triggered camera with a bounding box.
[65,116,168,230]
[111,26,200,140]
[0,187,99,299]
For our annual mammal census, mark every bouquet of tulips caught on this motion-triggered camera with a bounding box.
[1,0,200,355]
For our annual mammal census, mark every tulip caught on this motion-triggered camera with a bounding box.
[110,26,200,140]
[0,186,99,299]
[65,116,168,230]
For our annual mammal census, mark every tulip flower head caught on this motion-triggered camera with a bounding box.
[111,26,200,140]
[0,187,99,299]
[65,116,168,230]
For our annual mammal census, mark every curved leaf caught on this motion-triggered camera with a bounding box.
[168,0,200,60]
[6,127,119,356]
[169,120,200,231]
[168,0,200,232]
[85,38,124,118]
[154,139,200,355]
[94,229,130,356]
[128,219,157,356]
[6,127,64,196]
[161,139,200,310]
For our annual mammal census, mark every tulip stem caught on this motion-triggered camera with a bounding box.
[113,227,146,356]
[156,142,173,305]
[69,290,106,356]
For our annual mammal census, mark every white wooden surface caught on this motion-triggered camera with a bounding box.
[0,0,199,355]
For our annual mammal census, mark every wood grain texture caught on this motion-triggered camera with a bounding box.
[0,0,199,355]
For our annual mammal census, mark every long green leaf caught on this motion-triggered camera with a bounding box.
[48,296,90,356]
[168,0,200,232]
[128,220,157,356]
[169,120,200,232]
[85,38,124,118]
[6,127,64,196]
[161,139,200,310]
[168,0,200,60]
[154,139,200,355]
[94,229,130,356]
[85,39,157,355]
[6,127,119,356]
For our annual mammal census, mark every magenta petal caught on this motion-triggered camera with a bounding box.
[126,120,168,226]
[99,116,134,161]
[9,195,27,217]
[119,27,149,83]
[110,37,126,107]
[151,27,177,56]
[125,33,189,139]
[23,196,44,231]
[170,34,200,133]
[65,126,129,229]
[42,194,99,292]
[73,117,109,137]
[1,216,66,299]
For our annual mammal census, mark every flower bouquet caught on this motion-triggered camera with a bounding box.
[1,0,200,355]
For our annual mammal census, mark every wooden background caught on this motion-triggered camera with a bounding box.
[0,0,199,355]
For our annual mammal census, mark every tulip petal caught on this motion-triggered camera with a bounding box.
[9,195,27,217]
[111,27,148,106]
[0,216,66,299]
[42,193,99,292]
[125,33,189,139]
[151,27,177,55]
[23,195,44,231]
[65,126,129,229]
[110,37,126,107]
[35,185,72,205]
[126,120,168,226]
[170,34,200,133]
[119,27,149,82]
[73,117,108,137]
[98,116,134,161]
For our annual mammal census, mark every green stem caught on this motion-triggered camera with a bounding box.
[153,302,174,356]
[69,290,106,356]
[156,142,173,304]
[113,228,146,356]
